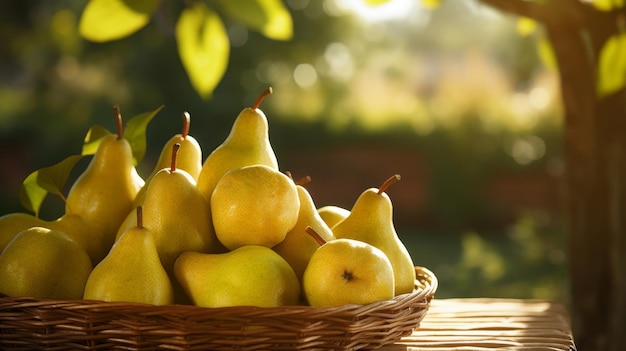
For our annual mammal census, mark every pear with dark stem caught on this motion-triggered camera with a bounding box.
[64,105,144,264]
[197,87,279,203]
[331,174,416,295]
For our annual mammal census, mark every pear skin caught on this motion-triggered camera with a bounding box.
[317,205,350,228]
[133,112,202,207]
[65,106,144,263]
[141,143,220,275]
[83,207,175,305]
[273,183,335,281]
[174,245,300,308]
[196,88,278,203]
[0,226,93,299]
[302,228,395,307]
[331,175,416,295]
[210,164,300,250]
[0,212,47,253]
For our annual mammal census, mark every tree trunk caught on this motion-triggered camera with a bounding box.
[477,1,626,350]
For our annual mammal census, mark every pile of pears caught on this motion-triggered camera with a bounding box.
[0,88,418,309]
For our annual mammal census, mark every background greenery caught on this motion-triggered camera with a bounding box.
[0,0,568,301]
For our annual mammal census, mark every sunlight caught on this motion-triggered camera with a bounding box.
[330,0,417,23]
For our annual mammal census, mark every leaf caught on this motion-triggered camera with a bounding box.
[517,17,537,37]
[217,0,293,40]
[20,155,85,216]
[79,0,160,42]
[82,125,112,156]
[420,0,441,9]
[364,0,391,5]
[123,105,164,165]
[597,33,626,97]
[537,36,558,71]
[176,3,230,99]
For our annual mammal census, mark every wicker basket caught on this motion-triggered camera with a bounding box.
[0,266,436,350]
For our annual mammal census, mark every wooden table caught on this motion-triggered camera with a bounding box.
[383,298,576,350]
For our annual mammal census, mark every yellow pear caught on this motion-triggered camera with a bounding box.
[332,175,416,295]
[0,212,46,253]
[46,213,94,263]
[273,179,335,281]
[138,143,219,274]
[210,164,300,250]
[174,245,300,308]
[196,88,278,203]
[0,226,92,299]
[65,105,144,263]
[317,205,350,228]
[302,227,395,307]
[132,112,203,207]
[83,207,174,305]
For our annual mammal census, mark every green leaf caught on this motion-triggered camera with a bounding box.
[123,105,164,165]
[217,0,293,40]
[597,33,626,97]
[20,155,85,216]
[79,0,159,42]
[82,125,112,156]
[176,3,230,99]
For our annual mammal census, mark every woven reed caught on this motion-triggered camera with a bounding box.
[0,266,436,350]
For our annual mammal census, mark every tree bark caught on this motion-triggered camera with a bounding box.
[477,1,626,350]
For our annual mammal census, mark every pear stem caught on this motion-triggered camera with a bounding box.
[136,206,143,228]
[378,174,401,194]
[295,175,312,186]
[252,87,273,110]
[182,112,190,139]
[305,226,327,247]
[113,104,123,140]
[171,143,181,172]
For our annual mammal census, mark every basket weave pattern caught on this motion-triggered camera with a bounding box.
[0,266,436,350]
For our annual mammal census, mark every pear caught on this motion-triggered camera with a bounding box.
[332,175,416,295]
[0,212,46,253]
[65,105,144,264]
[132,112,203,207]
[317,205,351,228]
[302,227,395,307]
[273,177,335,281]
[83,206,175,305]
[174,245,300,308]
[196,88,278,203]
[137,143,219,274]
[0,226,93,299]
[210,164,300,250]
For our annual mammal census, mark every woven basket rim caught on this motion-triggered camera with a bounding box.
[0,266,437,312]
[0,266,437,350]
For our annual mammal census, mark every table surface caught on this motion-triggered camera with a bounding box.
[382,298,577,350]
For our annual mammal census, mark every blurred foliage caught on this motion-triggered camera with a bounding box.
[0,0,570,298]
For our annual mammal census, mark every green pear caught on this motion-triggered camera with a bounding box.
[317,205,351,228]
[302,227,395,307]
[174,245,300,308]
[132,112,203,207]
[210,164,300,250]
[65,106,144,264]
[83,206,175,305]
[332,175,416,295]
[196,88,278,203]
[273,180,335,281]
[136,143,220,275]
[0,212,46,253]
[0,226,93,299]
